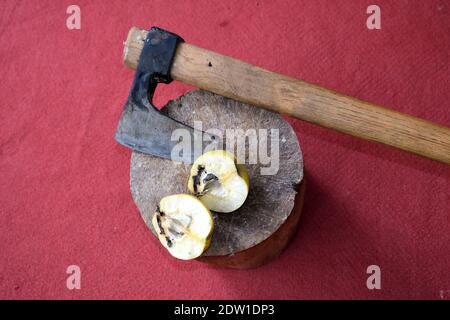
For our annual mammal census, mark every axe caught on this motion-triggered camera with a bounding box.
[116,26,450,164]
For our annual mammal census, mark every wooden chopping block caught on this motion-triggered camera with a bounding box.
[130,90,305,269]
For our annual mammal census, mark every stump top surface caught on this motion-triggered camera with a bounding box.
[130,90,303,256]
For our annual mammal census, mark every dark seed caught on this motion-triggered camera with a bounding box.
[166,237,173,248]
[156,214,165,235]
[203,173,218,183]
[193,165,205,193]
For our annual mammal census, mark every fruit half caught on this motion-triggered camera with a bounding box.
[151,194,214,260]
[187,150,250,213]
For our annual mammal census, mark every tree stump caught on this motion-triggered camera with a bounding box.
[130,90,304,269]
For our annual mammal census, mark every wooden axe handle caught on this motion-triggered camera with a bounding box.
[124,27,450,164]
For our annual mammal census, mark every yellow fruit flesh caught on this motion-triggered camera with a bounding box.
[152,194,214,260]
[188,150,250,213]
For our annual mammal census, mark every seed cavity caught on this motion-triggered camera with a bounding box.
[192,165,218,196]
[155,204,194,249]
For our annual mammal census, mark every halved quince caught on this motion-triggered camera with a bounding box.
[187,150,250,213]
[151,194,214,260]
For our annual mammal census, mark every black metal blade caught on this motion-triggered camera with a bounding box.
[115,100,220,163]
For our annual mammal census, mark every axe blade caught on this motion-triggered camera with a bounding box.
[115,27,219,163]
[115,100,188,163]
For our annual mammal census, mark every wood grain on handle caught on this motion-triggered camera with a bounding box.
[124,27,450,164]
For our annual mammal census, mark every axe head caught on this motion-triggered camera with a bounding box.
[115,27,219,163]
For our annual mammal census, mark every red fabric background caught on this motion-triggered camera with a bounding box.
[1,0,449,299]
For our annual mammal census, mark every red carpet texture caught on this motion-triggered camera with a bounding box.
[0,0,449,299]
